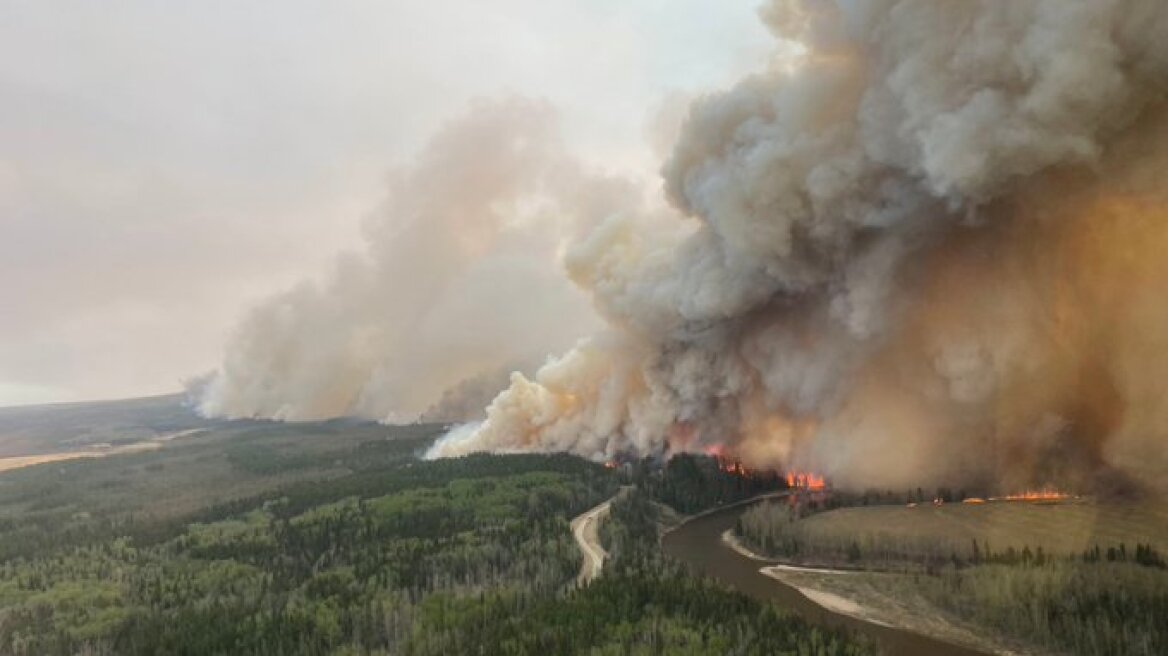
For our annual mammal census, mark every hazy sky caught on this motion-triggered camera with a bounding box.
[0,1,771,406]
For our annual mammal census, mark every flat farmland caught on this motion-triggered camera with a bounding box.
[796,500,1168,557]
[738,497,1168,654]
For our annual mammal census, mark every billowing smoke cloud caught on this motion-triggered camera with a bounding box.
[419,359,539,423]
[429,0,1168,494]
[199,97,638,421]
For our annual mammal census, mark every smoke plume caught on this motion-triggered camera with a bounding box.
[206,0,1168,493]
[200,98,635,421]
[428,0,1168,493]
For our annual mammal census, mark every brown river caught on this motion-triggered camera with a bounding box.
[661,501,989,656]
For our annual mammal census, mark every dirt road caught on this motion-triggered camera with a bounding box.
[570,488,627,585]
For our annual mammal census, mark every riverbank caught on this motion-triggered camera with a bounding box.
[662,500,991,656]
[720,529,884,624]
[763,563,1034,656]
[721,517,1048,655]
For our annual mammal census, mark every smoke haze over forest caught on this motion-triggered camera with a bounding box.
[420,1,1168,496]
[211,1,1168,494]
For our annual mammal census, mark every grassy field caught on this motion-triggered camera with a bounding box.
[742,498,1168,567]
[739,499,1168,655]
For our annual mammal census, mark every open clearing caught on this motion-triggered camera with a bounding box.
[0,429,208,473]
[795,499,1168,556]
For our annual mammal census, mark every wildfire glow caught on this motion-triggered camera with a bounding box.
[785,471,826,491]
[702,452,828,495]
[993,488,1073,502]
[713,455,747,476]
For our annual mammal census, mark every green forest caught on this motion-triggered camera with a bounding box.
[0,422,870,655]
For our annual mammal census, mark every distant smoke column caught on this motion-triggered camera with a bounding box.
[430,0,1168,492]
[199,98,633,422]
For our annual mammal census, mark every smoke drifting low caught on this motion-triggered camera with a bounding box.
[207,0,1168,493]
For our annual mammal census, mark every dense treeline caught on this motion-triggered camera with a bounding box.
[919,562,1168,655]
[0,427,879,656]
[0,452,615,655]
[544,490,876,655]
[630,454,785,514]
[0,424,440,563]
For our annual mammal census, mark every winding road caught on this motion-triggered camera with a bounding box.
[570,488,627,585]
[570,489,992,654]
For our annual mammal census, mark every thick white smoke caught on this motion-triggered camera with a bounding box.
[200,98,637,421]
[429,0,1168,493]
[204,1,1168,493]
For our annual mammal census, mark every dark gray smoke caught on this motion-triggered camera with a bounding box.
[429,0,1168,494]
[200,1,1168,493]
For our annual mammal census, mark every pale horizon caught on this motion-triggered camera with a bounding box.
[0,0,771,407]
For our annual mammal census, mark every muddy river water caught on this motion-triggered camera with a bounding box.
[661,501,988,656]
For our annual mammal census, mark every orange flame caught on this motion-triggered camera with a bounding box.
[785,471,826,491]
[995,488,1072,502]
[715,456,747,476]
